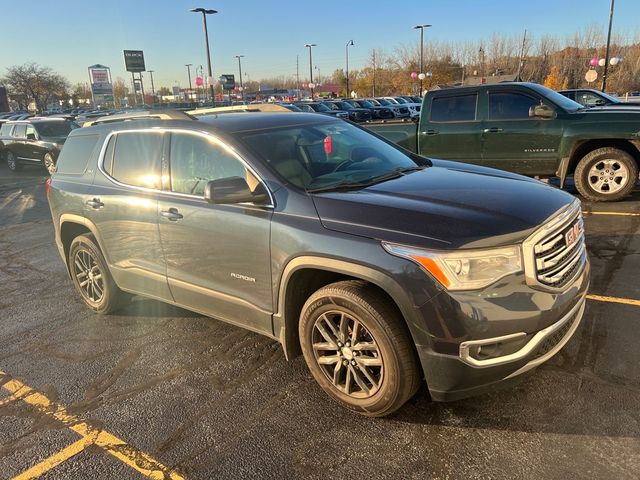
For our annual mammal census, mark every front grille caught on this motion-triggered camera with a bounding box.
[399,107,409,114]
[524,202,587,291]
[532,303,581,360]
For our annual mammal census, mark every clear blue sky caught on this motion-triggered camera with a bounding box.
[0,0,636,89]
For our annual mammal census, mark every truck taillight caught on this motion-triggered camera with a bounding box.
[45,178,52,197]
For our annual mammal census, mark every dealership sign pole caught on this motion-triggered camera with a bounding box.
[124,50,146,106]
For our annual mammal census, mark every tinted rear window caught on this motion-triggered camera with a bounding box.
[109,132,164,189]
[430,94,477,122]
[56,134,99,175]
[0,124,12,136]
[13,124,27,138]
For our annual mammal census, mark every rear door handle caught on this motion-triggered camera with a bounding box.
[423,129,439,136]
[85,198,104,209]
[483,127,504,133]
[160,208,183,221]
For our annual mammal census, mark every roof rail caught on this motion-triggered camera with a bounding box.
[82,109,194,127]
[187,103,290,116]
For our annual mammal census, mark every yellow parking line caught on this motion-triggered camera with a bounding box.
[0,385,31,407]
[586,294,640,307]
[13,437,94,480]
[0,370,185,480]
[582,211,640,217]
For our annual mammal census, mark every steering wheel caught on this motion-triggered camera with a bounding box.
[333,159,356,172]
[334,156,384,172]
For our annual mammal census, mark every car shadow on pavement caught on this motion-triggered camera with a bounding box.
[116,297,203,319]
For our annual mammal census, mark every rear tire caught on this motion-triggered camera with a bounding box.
[574,147,638,202]
[68,234,129,314]
[299,280,421,417]
[6,151,22,171]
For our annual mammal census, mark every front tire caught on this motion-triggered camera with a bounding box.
[299,280,421,417]
[6,151,22,171]
[43,152,56,175]
[68,234,129,314]
[574,147,638,202]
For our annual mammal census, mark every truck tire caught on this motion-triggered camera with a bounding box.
[574,147,638,202]
[68,234,130,314]
[299,280,421,417]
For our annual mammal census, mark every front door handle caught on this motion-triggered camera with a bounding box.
[483,127,504,133]
[423,129,439,136]
[160,208,183,221]
[85,198,104,209]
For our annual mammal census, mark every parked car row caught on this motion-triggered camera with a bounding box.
[281,96,423,122]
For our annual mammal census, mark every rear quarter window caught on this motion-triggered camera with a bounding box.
[430,94,477,122]
[56,134,100,175]
[0,124,12,136]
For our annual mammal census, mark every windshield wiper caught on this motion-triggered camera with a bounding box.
[307,166,425,193]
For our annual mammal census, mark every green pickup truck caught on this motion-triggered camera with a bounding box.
[364,82,640,201]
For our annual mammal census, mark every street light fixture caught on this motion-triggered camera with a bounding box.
[413,24,432,96]
[185,64,193,101]
[147,70,156,104]
[304,43,317,99]
[345,40,354,97]
[190,7,218,104]
[235,55,245,101]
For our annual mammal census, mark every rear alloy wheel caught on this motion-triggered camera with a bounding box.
[43,153,56,175]
[6,151,21,171]
[574,147,638,202]
[68,234,129,314]
[299,280,421,417]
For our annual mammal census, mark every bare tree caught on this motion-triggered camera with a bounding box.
[2,63,69,112]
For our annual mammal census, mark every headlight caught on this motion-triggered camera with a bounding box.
[382,242,522,291]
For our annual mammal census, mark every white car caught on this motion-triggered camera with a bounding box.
[382,96,421,118]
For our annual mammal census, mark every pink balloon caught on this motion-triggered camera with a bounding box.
[410,71,418,79]
[195,76,203,87]
[303,83,308,88]
[589,57,598,67]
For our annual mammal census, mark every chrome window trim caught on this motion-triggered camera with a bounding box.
[96,127,275,208]
[459,293,586,368]
[521,199,584,292]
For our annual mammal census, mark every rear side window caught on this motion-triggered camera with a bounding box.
[430,94,477,122]
[13,124,27,138]
[488,92,539,120]
[109,132,164,189]
[0,124,12,136]
[56,134,99,175]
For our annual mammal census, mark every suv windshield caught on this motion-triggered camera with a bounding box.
[376,99,392,106]
[527,84,584,112]
[34,121,77,137]
[310,103,331,112]
[238,120,425,191]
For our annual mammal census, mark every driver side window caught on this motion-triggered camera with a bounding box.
[169,132,252,197]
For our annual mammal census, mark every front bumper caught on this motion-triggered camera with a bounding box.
[413,257,590,402]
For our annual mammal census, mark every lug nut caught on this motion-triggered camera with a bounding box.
[343,360,349,366]
[351,360,356,366]
[345,341,350,347]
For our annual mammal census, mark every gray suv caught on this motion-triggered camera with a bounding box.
[47,111,589,416]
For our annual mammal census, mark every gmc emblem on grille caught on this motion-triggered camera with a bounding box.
[565,221,583,247]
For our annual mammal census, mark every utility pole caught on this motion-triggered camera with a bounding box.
[191,8,218,104]
[147,70,155,104]
[185,64,193,101]
[235,55,245,101]
[304,43,316,100]
[296,55,300,100]
[602,0,615,92]
[372,50,376,97]
[345,39,354,98]
[130,72,137,105]
[516,29,527,81]
[414,24,431,96]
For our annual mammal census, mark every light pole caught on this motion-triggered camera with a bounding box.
[147,70,155,104]
[345,39,354,97]
[235,55,245,101]
[414,24,431,96]
[304,43,316,99]
[191,7,218,104]
[185,64,193,101]
[602,0,615,92]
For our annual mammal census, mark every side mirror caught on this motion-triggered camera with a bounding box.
[529,104,556,119]
[204,176,269,205]
[26,133,37,140]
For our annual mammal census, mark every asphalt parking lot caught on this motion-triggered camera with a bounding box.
[0,164,639,479]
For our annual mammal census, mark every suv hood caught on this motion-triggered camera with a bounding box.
[311,161,574,249]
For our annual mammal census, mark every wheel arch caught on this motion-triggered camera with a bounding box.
[59,215,104,275]
[566,138,640,178]
[274,256,422,368]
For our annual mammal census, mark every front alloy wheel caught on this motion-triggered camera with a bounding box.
[43,153,56,175]
[312,311,383,398]
[587,159,629,195]
[72,248,105,305]
[299,280,421,417]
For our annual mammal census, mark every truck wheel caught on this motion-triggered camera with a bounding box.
[68,234,130,314]
[6,151,22,171]
[574,147,638,202]
[299,280,421,417]
[43,153,56,175]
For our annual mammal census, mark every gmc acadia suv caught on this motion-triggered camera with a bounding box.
[47,111,589,416]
